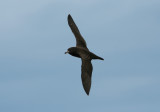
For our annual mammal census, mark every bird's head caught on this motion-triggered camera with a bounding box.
[65,47,77,55]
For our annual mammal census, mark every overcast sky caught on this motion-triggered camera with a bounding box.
[0,0,160,112]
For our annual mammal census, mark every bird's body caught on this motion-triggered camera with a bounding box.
[68,47,104,60]
[65,14,104,95]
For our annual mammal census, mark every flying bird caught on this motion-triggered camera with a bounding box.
[65,14,104,95]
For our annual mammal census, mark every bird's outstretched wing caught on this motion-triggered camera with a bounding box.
[68,14,88,50]
[81,59,93,95]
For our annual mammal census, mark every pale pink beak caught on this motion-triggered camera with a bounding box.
[65,50,69,54]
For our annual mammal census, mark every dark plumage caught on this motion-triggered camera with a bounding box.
[65,14,104,95]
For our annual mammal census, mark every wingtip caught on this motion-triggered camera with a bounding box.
[86,91,90,96]
[84,89,90,96]
[68,14,71,19]
[67,14,72,23]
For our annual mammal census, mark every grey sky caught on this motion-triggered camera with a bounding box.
[0,0,160,112]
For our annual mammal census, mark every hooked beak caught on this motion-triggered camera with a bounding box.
[65,50,69,54]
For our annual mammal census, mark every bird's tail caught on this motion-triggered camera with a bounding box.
[90,52,104,60]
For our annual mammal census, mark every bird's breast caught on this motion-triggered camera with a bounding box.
[69,52,81,58]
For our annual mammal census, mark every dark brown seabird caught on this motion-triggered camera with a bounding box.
[65,14,104,95]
